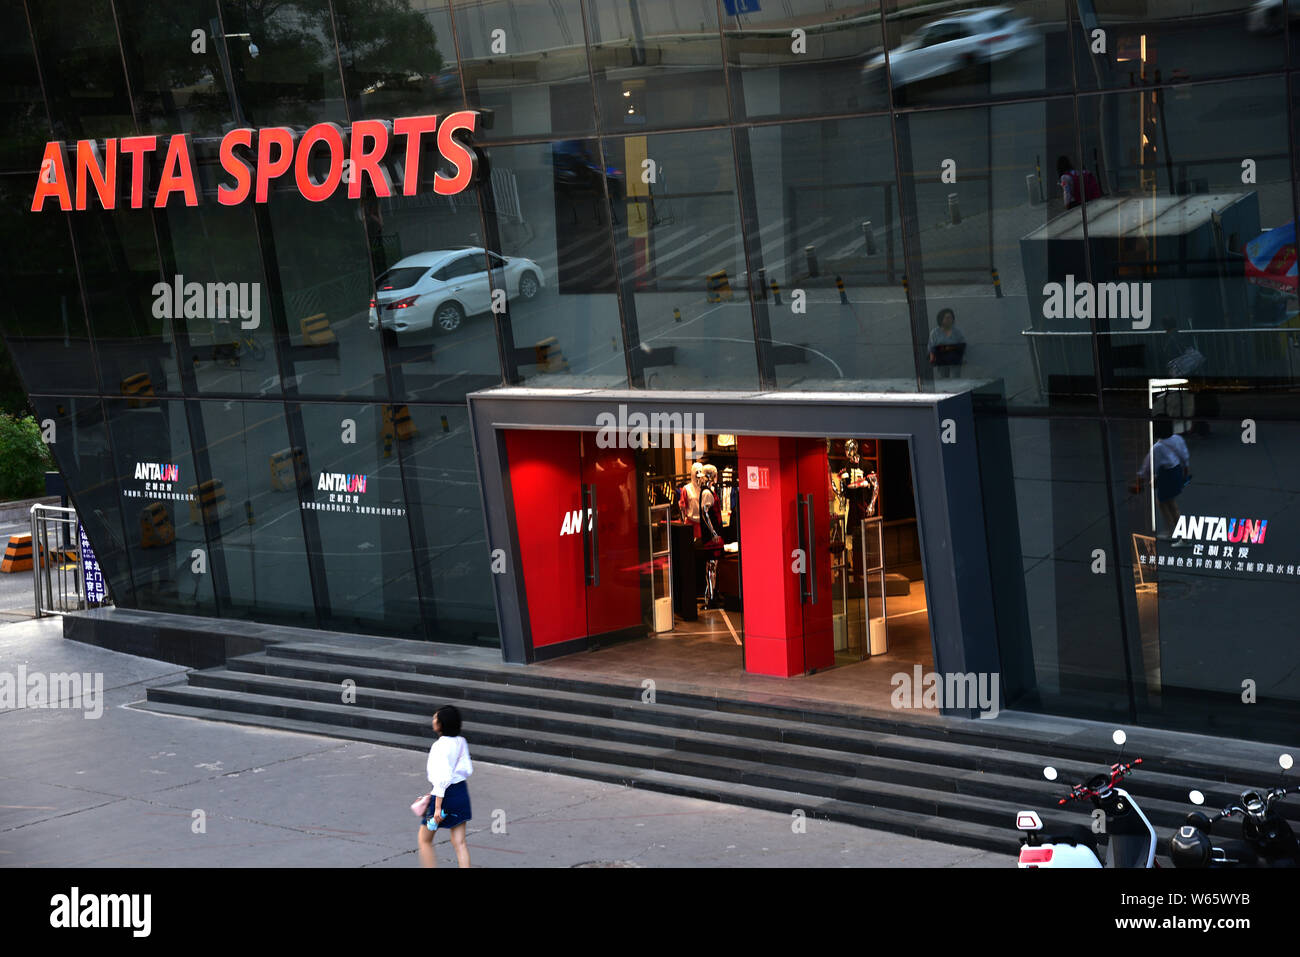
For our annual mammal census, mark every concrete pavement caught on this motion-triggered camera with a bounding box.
[0,617,1003,868]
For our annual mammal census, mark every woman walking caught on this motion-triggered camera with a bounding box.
[417,704,473,868]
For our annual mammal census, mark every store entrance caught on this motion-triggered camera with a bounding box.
[502,427,932,708]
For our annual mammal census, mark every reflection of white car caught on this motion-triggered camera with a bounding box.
[866,7,1036,88]
[368,247,544,335]
[1247,0,1284,34]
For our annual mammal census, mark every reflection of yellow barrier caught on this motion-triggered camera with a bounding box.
[300,313,336,345]
[382,406,417,458]
[269,447,308,491]
[188,479,227,525]
[533,337,568,373]
[1,534,33,573]
[122,373,155,407]
[706,270,733,303]
[141,502,175,548]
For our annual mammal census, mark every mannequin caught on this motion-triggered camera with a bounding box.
[680,462,706,538]
[838,440,879,574]
[699,464,724,607]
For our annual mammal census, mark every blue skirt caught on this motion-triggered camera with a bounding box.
[423,780,472,830]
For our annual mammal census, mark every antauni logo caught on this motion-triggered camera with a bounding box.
[50,887,151,937]
[317,473,368,494]
[1171,515,1268,543]
[134,462,179,482]
[560,508,594,536]
[1042,275,1152,329]
[152,275,260,330]
[31,111,480,211]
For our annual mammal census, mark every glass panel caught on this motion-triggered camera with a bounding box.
[723,1,888,122]
[737,117,913,390]
[25,0,134,142]
[603,129,760,390]
[1077,76,1298,413]
[1075,0,1285,90]
[267,191,389,399]
[1109,416,1300,743]
[395,403,497,645]
[0,0,51,172]
[882,0,1070,108]
[896,100,1094,409]
[335,0,464,120]
[216,0,346,127]
[450,0,595,140]
[587,0,728,131]
[158,203,279,396]
[0,189,98,393]
[114,0,236,137]
[73,210,184,399]
[191,398,316,626]
[488,140,628,387]
[103,397,217,615]
[980,415,1131,720]
[30,396,135,605]
[295,401,423,636]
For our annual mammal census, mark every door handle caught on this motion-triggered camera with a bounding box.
[797,494,818,604]
[583,484,599,587]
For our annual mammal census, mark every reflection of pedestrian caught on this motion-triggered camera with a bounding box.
[928,308,966,378]
[1130,422,1191,543]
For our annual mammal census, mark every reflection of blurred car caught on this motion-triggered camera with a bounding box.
[1247,0,1284,34]
[866,7,1036,88]
[368,247,544,335]
[553,141,624,201]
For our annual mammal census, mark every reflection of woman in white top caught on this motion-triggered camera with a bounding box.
[928,308,966,378]
[417,705,473,868]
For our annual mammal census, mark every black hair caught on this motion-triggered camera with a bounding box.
[1056,155,1073,175]
[434,704,463,737]
[936,308,955,326]
[1153,419,1175,441]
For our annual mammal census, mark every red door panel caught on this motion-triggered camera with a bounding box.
[504,429,585,648]
[581,435,642,637]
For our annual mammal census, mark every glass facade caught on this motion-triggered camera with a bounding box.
[4,0,1300,739]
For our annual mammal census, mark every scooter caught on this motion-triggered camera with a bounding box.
[1016,730,1158,868]
[1169,753,1297,868]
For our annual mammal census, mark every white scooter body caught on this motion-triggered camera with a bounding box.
[1015,790,1157,869]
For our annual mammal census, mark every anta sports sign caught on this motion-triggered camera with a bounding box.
[30,111,481,212]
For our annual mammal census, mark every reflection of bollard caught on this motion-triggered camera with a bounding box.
[441,415,450,433]
[770,279,782,306]
[758,268,767,302]
[948,193,961,225]
[245,500,255,525]
[1026,174,1039,205]
[862,221,877,256]
[991,267,1004,299]
[902,275,909,296]
[835,275,848,305]
[805,244,819,278]
[673,307,682,323]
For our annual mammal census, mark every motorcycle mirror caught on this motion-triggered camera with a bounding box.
[1189,789,1205,805]
[1281,754,1294,771]
[1043,766,1058,781]
[1112,729,1127,746]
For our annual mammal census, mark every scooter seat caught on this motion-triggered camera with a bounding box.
[1025,825,1100,858]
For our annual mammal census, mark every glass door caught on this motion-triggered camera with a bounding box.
[579,433,644,641]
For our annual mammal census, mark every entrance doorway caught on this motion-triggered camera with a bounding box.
[500,426,933,709]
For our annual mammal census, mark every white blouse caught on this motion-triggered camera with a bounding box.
[426,734,473,797]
